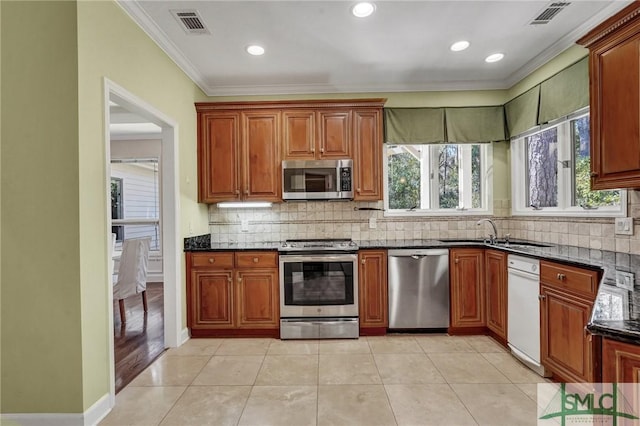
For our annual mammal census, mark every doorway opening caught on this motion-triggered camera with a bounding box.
[104,79,182,400]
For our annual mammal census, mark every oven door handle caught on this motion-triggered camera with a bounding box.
[279,254,357,263]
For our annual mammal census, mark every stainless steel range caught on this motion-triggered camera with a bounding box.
[279,239,359,339]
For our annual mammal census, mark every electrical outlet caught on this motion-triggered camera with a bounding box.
[189,220,194,234]
[615,217,634,235]
[369,217,377,229]
[616,271,635,290]
[241,219,249,232]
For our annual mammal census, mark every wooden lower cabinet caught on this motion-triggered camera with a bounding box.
[602,338,640,416]
[485,249,507,341]
[358,249,388,335]
[603,338,640,383]
[540,260,601,382]
[449,248,485,332]
[187,251,279,337]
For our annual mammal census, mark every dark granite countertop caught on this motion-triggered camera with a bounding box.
[184,234,640,343]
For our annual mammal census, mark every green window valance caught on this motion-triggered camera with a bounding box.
[505,85,540,137]
[384,108,445,144]
[445,106,506,143]
[538,57,588,124]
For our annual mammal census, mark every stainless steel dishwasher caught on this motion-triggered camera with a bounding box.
[388,249,450,330]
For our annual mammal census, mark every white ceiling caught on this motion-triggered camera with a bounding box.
[119,1,631,96]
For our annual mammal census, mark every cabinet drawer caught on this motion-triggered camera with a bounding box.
[540,261,599,297]
[191,252,234,268]
[235,252,278,268]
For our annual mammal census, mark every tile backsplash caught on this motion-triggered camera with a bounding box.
[209,194,640,255]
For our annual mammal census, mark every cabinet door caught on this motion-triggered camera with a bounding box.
[282,110,316,160]
[358,250,388,331]
[540,285,594,382]
[485,250,507,340]
[317,110,351,158]
[450,249,485,328]
[603,337,640,382]
[353,109,383,201]
[590,26,640,189]
[198,112,241,202]
[236,269,279,328]
[190,270,234,328]
[241,111,281,201]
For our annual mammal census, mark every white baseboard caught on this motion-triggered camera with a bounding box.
[1,393,111,426]
[180,327,190,345]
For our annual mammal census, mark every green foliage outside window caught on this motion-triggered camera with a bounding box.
[388,151,420,209]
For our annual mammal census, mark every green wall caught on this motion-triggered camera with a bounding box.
[1,0,207,414]
[1,1,84,412]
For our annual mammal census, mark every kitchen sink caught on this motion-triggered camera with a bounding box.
[437,239,551,248]
[497,241,551,248]
[437,239,485,243]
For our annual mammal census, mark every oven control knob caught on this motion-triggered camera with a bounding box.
[281,242,288,248]
[291,243,298,248]
[348,241,356,247]
[317,308,322,313]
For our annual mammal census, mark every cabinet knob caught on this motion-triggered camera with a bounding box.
[557,273,566,281]
[361,258,365,264]
[455,258,459,264]
[253,257,259,263]
[320,147,325,153]
[235,189,240,195]
[208,258,215,264]
[538,294,546,301]
[238,277,243,283]
[590,172,598,177]
[228,277,232,283]
[357,188,361,193]
[244,189,249,195]
[311,148,315,153]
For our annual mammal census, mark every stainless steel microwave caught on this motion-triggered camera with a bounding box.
[282,159,353,201]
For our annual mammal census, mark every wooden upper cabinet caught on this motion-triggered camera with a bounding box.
[353,109,383,201]
[196,99,386,202]
[282,110,316,160]
[450,248,485,329]
[241,111,281,201]
[317,109,352,158]
[198,112,241,203]
[577,3,640,189]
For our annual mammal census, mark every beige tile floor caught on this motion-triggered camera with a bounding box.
[100,334,548,426]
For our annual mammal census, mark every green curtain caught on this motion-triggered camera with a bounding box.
[445,106,506,143]
[384,108,445,144]
[505,85,540,138]
[538,57,588,124]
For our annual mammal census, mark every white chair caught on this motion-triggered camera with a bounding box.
[113,237,151,323]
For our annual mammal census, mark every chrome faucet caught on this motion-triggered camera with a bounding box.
[476,219,498,244]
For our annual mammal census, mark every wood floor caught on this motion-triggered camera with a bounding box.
[114,282,165,394]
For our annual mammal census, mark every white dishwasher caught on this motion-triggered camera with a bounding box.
[507,254,548,377]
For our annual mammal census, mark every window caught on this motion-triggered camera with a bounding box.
[110,159,161,251]
[511,110,625,216]
[384,143,493,215]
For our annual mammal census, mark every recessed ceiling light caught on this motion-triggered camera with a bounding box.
[450,41,470,52]
[485,53,504,63]
[246,45,265,56]
[352,2,375,18]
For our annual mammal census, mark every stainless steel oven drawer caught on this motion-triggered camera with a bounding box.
[280,318,359,340]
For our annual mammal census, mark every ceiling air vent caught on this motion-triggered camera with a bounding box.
[530,2,571,25]
[171,10,210,35]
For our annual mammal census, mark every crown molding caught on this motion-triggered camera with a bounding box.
[116,0,210,95]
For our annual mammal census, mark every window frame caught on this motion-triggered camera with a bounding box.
[383,142,494,217]
[510,109,627,217]
[110,158,162,253]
